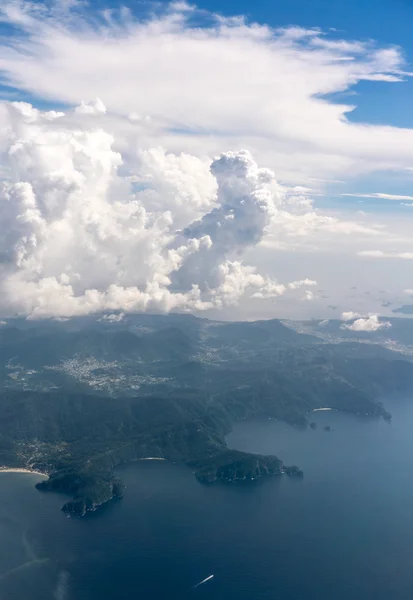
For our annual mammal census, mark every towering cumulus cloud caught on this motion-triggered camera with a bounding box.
[172,151,286,304]
[0,101,312,319]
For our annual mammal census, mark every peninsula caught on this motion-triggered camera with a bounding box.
[0,313,410,515]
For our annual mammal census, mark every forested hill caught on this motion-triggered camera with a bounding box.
[0,313,412,515]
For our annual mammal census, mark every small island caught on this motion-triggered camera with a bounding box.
[189,450,303,484]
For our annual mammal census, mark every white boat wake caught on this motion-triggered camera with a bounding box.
[192,574,214,589]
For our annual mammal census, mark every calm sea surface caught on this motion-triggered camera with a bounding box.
[1,394,413,600]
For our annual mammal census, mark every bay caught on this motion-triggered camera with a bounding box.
[1,394,413,599]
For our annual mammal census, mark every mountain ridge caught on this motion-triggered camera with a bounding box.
[0,313,412,515]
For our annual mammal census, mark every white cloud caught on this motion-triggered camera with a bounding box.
[1,2,413,320]
[288,278,317,290]
[358,250,413,259]
[342,314,391,332]
[74,98,107,116]
[0,1,412,183]
[259,209,383,256]
[358,250,387,258]
[100,312,125,322]
[214,261,286,305]
[303,290,314,301]
[0,101,321,318]
[341,311,362,321]
[342,193,413,201]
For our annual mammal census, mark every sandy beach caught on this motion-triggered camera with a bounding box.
[0,468,48,477]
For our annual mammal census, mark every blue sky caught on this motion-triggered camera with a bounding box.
[179,0,413,46]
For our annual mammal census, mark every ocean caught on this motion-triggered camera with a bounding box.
[1,394,413,600]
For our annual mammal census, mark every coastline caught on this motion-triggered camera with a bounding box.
[0,467,48,477]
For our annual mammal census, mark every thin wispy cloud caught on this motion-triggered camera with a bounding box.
[342,193,413,201]
[358,250,413,259]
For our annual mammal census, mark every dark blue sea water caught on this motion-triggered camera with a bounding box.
[1,395,413,600]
